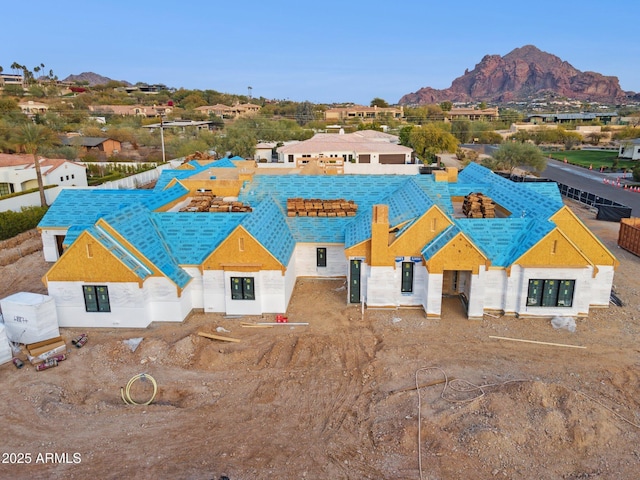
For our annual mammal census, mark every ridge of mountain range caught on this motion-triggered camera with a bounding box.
[398,45,636,105]
[63,45,637,106]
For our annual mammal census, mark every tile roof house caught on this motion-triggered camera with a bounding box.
[276,131,413,166]
[0,154,87,197]
[60,136,122,156]
[324,105,404,122]
[37,160,618,328]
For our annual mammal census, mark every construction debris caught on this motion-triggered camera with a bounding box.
[197,332,241,343]
[489,335,586,349]
[25,336,67,364]
[462,192,495,218]
[286,198,357,217]
[184,151,215,161]
[256,322,309,326]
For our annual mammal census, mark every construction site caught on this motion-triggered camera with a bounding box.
[1,200,639,479]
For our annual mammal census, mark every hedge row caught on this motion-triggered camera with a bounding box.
[0,206,49,241]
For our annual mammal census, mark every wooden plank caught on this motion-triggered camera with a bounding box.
[256,322,309,326]
[28,340,66,357]
[26,336,64,351]
[197,332,241,343]
[489,335,586,349]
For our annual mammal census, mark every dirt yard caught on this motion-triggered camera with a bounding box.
[1,201,639,480]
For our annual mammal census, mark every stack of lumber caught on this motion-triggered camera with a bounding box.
[25,336,67,365]
[286,198,357,217]
[179,192,252,213]
[185,151,215,161]
[462,193,495,219]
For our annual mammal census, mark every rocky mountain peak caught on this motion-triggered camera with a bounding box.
[399,45,627,104]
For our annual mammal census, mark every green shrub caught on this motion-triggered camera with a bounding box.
[0,206,49,241]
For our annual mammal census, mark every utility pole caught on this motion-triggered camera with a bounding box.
[160,116,166,163]
[248,86,252,100]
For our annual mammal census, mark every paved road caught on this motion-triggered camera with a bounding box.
[541,159,640,217]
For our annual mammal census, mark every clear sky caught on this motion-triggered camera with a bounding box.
[3,0,639,105]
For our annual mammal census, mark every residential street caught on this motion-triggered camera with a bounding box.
[541,158,640,217]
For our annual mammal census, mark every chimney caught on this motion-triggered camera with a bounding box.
[371,204,389,266]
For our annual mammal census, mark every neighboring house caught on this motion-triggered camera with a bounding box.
[324,105,404,122]
[446,107,499,121]
[195,104,235,118]
[276,131,413,165]
[60,137,122,156]
[325,105,404,122]
[195,103,261,118]
[0,153,87,196]
[618,138,640,160]
[0,73,25,89]
[37,160,617,328]
[18,100,49,115]
[142,119,215,133]
[255,142,276,162]
[528,112,619,125]
[88,105,172,117]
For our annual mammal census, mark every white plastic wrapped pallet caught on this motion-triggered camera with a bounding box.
[0,292,60,344]
[0,323,12,365]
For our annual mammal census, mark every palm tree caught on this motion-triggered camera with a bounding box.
[17,123,56,207]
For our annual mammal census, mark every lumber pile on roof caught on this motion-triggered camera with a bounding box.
[462,192,495,219]
[184,151,215,161]
[180,190,252,213]
[286,198,357,217]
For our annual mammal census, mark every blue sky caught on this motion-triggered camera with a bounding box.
[3,0,639,105]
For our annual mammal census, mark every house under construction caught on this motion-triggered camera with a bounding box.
[37,159,618,328]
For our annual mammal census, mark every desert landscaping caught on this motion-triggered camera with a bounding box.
[1,200,639,480]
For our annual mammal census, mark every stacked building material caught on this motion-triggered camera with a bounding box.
[184,151,215,161]
[179,192,252,213]
[463,193,495,219]
[286,198,357,217]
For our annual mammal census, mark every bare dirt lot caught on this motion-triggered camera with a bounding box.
[1,201,639,480]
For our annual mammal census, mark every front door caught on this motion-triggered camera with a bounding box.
[349,260,361,303]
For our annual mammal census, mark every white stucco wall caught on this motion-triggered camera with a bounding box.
[183,266,204,309]
[512,266,593,317]
[40,229,66,262]
[203,269,226,313]
[590,265,615,307]
[293,244,347,277]
[144,277,193,323]
[48,280,150,328]
[423,271,443,317]
[482,269,509,311]
[365,259,426,307]
[466,270,485,319]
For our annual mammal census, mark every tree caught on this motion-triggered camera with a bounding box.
[451,119,472,143]
[295,101,316,126]
[17,123,57,207]
[490,141,547,176]
[439,101,453,112]
[370,98,389,108]
[408,124,458,163]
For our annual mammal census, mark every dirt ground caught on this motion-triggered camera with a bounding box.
[1,200,639,480]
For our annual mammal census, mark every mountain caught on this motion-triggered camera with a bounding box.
[398,45,628,105]
[63,72,131,86]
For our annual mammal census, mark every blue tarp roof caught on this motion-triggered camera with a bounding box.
[40,163,570,274]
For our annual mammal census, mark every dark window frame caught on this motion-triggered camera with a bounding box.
[317,247,327,267]
[231,277,255,300]
[83,285,111,312]
[401,262,414,293]
[527,279,575,307]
